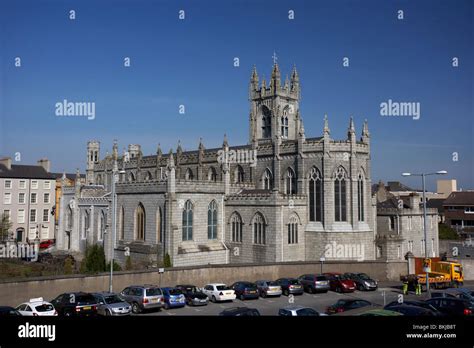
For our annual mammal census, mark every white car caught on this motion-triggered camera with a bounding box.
[202,283,236,302]
[16,297,57,316]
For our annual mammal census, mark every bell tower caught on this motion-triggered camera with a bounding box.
[249,62,301,145]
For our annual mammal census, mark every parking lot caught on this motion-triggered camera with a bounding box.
[134,281,474,316]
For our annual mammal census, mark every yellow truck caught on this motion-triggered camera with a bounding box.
[401,258,464,291]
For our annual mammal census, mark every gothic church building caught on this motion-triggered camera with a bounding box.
[57,63,377,267]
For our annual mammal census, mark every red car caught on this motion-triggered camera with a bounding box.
[323,272,356,293]
[39,239,55,249]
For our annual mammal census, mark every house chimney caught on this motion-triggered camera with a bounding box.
[0,157,12,170]
[408,193,420,211]
[37,158,51,172]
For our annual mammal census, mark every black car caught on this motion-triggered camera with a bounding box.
[425,298,474,316]
[50,292,98,317]
[326,299,372,314]
[219,307,260,316]
[176,284,209,306]
[275,278,304,296]
[0,306,22,316]
[383,304,438,316]
[343,273,378,291]
[230,281,259,300]
[385,300,441,315]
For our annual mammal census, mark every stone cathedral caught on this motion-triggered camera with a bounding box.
[57,63,376,267]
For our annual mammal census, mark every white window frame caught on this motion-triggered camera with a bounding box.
[17,209,25,224]
[43,209,49,223]
[31,193,37,204]
[31,180,38,189]
[30,209,37,223]
[19,180,26,189]
[43,193,50,204]
[18,192,26,204]
[43,181,51,189]
[4,180,12,189]
[3,192,11,204]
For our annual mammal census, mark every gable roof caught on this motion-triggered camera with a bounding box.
[443,192,474,206]
[0,164,55,179]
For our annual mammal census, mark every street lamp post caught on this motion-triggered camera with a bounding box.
[402,170,447,297]
[109,165,125,293]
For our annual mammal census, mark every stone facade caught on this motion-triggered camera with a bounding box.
[57,63,377,267]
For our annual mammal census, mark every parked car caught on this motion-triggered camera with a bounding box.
[431,288,474,306]
[323,272,356,293]
[0,306,22,316]
[39,239,55,250]
[219,307,260,316]
[326,299,372,315]
[50,292,98,317]
[343,273,378,291]
[425,298,474,316]
[255,280,282,297]
[92,292,131,316]
[278,305,327,316]
[383,304,438,316]
[298,274,330,293]
[230,281,259,300]
[119,285,164,314]
[16,297,57,316]
[161,287,186,309]
[385,300,441,315]
[176,284,209,306]
[202,283,236,302]
[275,278,304,296]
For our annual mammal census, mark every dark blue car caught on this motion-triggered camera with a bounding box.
[161,287,186,309]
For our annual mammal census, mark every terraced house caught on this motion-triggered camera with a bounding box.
[57,63,377,267]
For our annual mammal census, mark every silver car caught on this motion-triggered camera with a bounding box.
[93,292,131,316]
[119,285,164,314]
[278,305,327,316]
[255,280,282,297]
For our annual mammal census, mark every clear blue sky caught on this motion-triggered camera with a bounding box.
[0,0,472,191]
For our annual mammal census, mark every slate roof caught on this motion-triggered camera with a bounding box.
[444,192,474,206]
[0,164,55,179]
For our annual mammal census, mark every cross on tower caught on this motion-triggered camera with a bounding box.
[272,51,278,65]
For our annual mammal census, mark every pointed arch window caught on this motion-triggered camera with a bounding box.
[334,167,347,222]
[66,206,73,230]
[234,165,244,183]
[288,215,299,244]
[185,168,194,181]
[144,171,153,182]
[281,116,289,138]
[358,173,365,221]
[286,168,297,195]
[262,107,272,138]
[263,169,273,190]
[119,206,124,240]
[309,167,323,222]
[135,203,145,240]
[182,200,193,241]
[156,207,162,243]
[253,213,266,245]
[207,200,218,239]
[128,172,136,182]
[208,167,217,182]
[99,210,106,241]
[231,213,243,243]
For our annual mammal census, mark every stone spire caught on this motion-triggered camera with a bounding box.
[270,62,281,92]
[298,116,306,140]
[348,116,356,140]
[222,133,229,149]
[112,139,118,162]
[323,114,330,137]
[250,65,259,91]
[362,119,370,142]
[290,65,299,94]
[198,137,205,164]
[167,149,175,169]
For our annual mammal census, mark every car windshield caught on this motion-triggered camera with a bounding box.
[168,289,182,295]
[104,295,123,304]
[339,274,350,280]
[184,287,197,293]
[216,286,230,291]
[316,276,327,281]
[358,273,370,280]
[76,295,96,304]
[289,279,299,285]
[146,288,162,296]
[35,304,54,312]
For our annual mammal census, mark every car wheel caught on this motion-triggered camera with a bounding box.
[211,295,217,303]
[311,287,316,294]
[164,302,169,310]
[64,310,73,317]
[105,309,112,316]
[240,294,245,301]
[262,291,267,298]
[358,284,364,291]
[336,287,341,293]
[131,302,141,314]
[284,289,289,296]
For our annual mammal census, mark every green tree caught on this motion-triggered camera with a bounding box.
[82,244,106,273]
[438,223,460,240]
[106,260,122,272]
[0,212,12,242]
[163,253,172,268]
[63,257,74,275]
[125,255,132,271]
